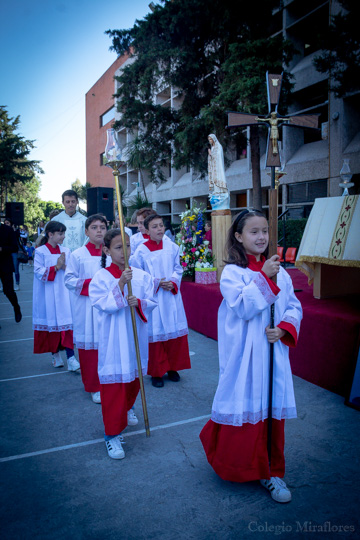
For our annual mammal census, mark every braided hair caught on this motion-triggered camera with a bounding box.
[101,228,130,268]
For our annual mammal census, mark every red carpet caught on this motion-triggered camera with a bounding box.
[181,268,360,397]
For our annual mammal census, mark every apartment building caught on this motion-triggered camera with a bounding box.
[86,0,359,223]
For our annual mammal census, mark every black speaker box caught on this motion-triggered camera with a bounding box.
[87,187,114,221]
[6,202,24,225]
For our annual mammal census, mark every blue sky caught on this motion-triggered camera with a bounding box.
[1,0,152,203]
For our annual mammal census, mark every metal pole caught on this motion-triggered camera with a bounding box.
[267,165,278,467]
[113,167,150,437]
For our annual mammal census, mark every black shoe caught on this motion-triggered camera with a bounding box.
[14,306,22,323]
[151,377,164,388]
[167,370,180,382]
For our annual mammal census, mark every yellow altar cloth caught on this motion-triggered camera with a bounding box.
[295,195,360,292]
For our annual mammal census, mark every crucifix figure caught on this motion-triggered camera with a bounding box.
[227,71,319,467]
[256,112,280,155]
[228,72,319,168]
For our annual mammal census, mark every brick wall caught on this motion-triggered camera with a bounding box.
[85,54,128,188]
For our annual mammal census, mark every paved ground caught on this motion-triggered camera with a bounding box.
[0,265,359,540]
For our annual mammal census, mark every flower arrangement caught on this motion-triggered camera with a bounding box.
[176,206,215,277]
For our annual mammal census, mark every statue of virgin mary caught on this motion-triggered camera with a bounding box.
[208,134,230,210]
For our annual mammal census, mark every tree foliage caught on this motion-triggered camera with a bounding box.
[71,178,92,202]
[313,0,360,97]
[7,175,63,231]
[124,136,149,201]
[0,106,43,211]
[106,0,294,187]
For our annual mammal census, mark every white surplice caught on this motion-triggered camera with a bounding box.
[89,266,157,384]
[211,264,302,427]
[130,239,188,343]
[130,232,147,256]
[64,245,110,350]
[33,244,72,332]
[129,232,171,265]
[52,211,87,252]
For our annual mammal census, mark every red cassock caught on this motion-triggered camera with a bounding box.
[131,237,191,378]
[33,243,73,354]
[64,242,105,393]
[200,255,302,482]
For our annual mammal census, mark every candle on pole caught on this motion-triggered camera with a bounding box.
[104,128,150,437]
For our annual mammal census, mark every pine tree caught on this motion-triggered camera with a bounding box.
[0,106,43,212]
[106,0,294,203]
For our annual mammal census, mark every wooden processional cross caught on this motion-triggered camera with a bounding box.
[227,72,319,465]
[228,71,319,258]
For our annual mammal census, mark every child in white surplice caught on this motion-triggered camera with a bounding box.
[33,221,80,372]
[65,214,109,405]
[89,229,157,460]
[200,209,302,504]
[131,214,191,388]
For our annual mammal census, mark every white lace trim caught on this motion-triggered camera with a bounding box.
[149,328,188,343]
[253,272,277,304]
[74,341,98,350]
[154,278,161,293]
[140,299,147,310]
[99,367,147,384]
[112,284,126,308]
[75,278,86,296]
[283,315,300,336]
[171,277,180,289]
[211,407,297,426]
[33,324,73,332]
[41,267,50,282]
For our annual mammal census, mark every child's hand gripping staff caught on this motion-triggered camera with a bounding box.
[118,269,139,308]
[112,164,151,437]
[267,179,280,468]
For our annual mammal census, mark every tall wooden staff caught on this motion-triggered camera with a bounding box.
[227,72,318,465]
[105,128,150,437]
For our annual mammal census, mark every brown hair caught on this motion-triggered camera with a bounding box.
[224,209,268,268]
[100,228,129,268]
[144,213,162,231]
[62,189,78,201]
[85,213,108,229]
[40,221,66,246]
[137,207,156,219]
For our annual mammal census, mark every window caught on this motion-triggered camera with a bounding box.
[100,152,108,166]
[100,107,115,127]
[288,179,327,204]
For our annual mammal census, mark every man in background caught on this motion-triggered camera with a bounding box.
[51,190,87,252]
[0,221,22,322]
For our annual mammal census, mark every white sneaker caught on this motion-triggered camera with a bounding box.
[127,409,138,426]
[91,391,101,404]
[260,477,292,503]
[105,435,125,459]
[67,355,80,372]
[52,352,64,368]
[14,284,20,291]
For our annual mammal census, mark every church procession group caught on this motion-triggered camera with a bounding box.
[32,183,302,505]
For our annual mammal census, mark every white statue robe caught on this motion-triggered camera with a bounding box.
[208,133,227,193]
[89,264,157,384]
[130,238,188,343]
[211,259,302,427]
[52,210,87,252]
[33,243,73,333]
[64,243,110,350]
